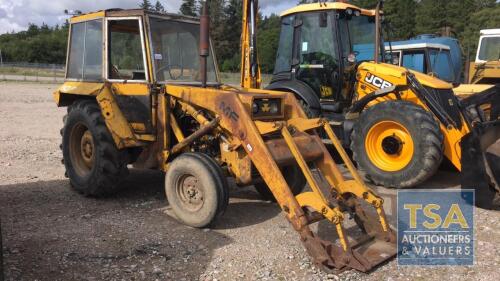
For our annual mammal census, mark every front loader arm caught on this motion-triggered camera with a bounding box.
[164,84,396,272]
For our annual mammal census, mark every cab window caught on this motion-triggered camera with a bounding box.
[108,19,146,80]
[296,11,339,100]
[402,51,426,73]
[274,15,294,74]
[298,12,338,66]
[149,17,217,83]
[478,36,500,61]
[429,49,454,82]
[67,19,103,80]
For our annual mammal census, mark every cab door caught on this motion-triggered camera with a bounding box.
[105,17,153,135]
[293,11,341,102]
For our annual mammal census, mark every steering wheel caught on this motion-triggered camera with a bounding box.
[155,63,184,80]
[111,65,122,79]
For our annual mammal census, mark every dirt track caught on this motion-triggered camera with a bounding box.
[0,81,499,281]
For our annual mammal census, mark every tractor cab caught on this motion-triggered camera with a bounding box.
[385,41,456,83]
[65,9,219,86]
[271,2,380,112]
[60,9,220,137]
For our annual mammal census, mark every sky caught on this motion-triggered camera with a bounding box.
[0,0,296,34]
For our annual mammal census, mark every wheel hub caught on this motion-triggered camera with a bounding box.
[177,175,204,211]
[69,123,95,177]
[365,120,414,172]
[381,134,403,155]
[80,130,94,168]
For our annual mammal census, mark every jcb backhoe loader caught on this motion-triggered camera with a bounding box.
[261,2,499,208]
[53,4,396,272]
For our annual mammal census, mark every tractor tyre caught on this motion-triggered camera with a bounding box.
[254,165,306,201]
[165,153,229,228]
[298,99,317,118]
[351,101,443,188]
[61,100,129,197]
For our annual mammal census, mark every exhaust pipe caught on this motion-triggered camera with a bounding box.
[374,1,381,63]
[199,1,209,87]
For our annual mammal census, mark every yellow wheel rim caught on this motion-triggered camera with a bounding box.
[365,121,414,172]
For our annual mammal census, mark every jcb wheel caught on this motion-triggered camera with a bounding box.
[165,153,229,228]
[61,100,128,196]
[254,165,306,201]
[351,101,443,188]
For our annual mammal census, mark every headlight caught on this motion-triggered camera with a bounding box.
[251,97,284,120]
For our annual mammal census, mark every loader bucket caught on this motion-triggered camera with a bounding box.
[461,119,500,209]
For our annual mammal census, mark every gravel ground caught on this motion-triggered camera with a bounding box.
[0,81,499,281]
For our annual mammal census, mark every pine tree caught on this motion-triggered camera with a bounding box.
[154,1,166,13]
[350,0,378,9]
[220,0,243,71]
[180,0,197,16]
[415,0,451,34]
[383,0,417,40]
[139,0,153,10]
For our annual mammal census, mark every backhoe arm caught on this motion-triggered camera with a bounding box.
[240,0,261,89]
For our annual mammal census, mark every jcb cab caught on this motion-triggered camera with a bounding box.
[264,2,499,207]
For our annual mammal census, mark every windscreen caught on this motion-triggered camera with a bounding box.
[149,17,218,83]
[429,49,454,82]
[339,13,377,61]
[478,36,500,61]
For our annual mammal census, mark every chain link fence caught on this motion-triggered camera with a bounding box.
[0,62,65,83]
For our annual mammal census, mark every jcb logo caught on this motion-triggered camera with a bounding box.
[364,73,393,89]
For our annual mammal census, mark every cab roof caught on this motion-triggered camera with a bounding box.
[280,2,377,17]
[69,8,198,24]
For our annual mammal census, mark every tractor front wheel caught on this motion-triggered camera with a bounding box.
[165,153,229,228]
[351,101,443,188]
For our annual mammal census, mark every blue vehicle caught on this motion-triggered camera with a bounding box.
[384,35,463,84]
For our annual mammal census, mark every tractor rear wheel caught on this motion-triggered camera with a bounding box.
[254,165,306,201]
[351,101,443,188]
[61,100,129,197]
[165,153,229,228]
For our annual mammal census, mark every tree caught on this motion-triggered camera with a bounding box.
[180,0,197,16]
[415,0,451,34]
[139,0,153,10]
[219,0,243,71]
[257,14,281,73]
[350,0,378,9]
[154,1,166,13]
[383,0,417,40]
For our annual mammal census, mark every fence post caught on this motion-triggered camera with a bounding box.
[35,63,39,82]
[53,64,57,82]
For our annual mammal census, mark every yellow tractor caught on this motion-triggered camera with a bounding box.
[262,2,499,208]
[53,5,396,272]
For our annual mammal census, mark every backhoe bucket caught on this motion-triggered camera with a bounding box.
[461,120,500,209]
[461,85,500,209]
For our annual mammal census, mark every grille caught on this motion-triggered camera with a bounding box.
[423,86,463,129]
